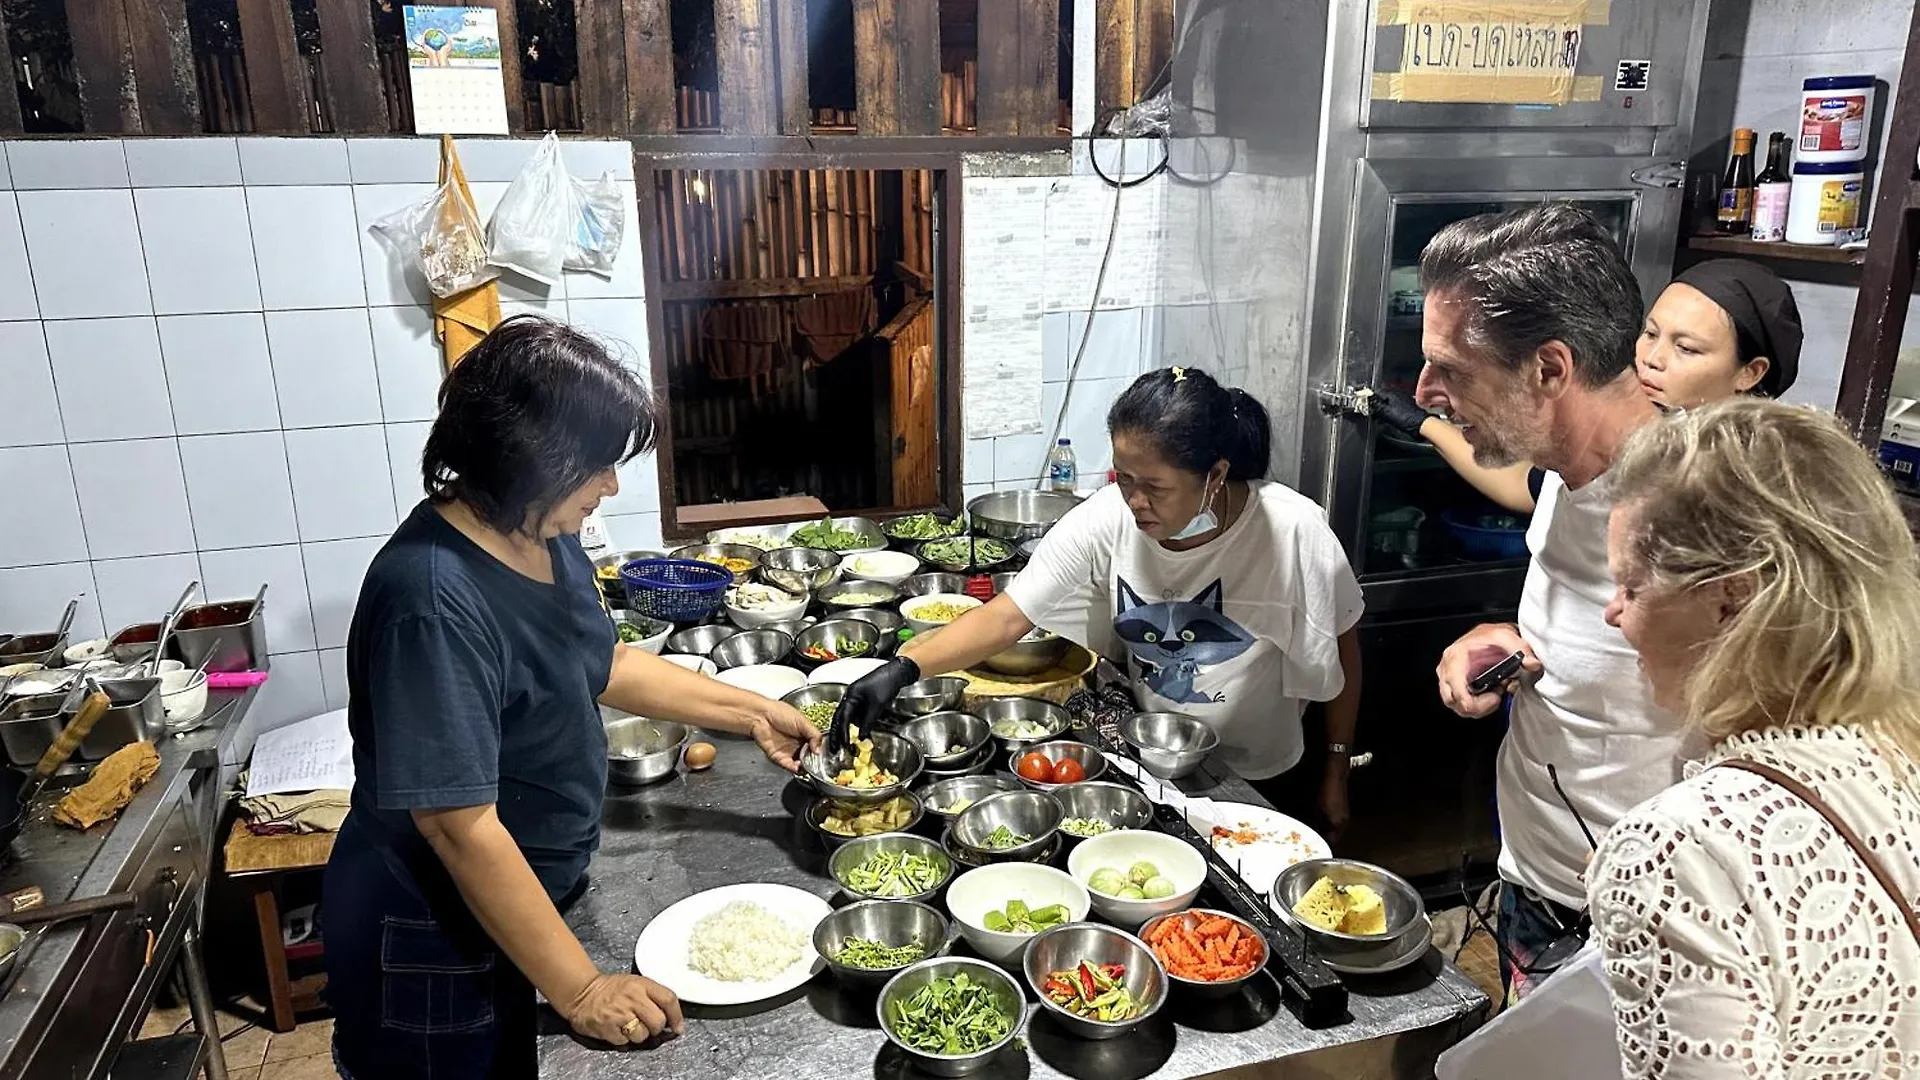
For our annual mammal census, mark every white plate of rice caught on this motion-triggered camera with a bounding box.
[633,883,832,1005]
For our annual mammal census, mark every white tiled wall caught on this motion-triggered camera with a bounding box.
[1696,0,1919,409]
[0,136,659,739]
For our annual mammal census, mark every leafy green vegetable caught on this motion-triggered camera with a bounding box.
[842,848,944,896]
[615,622,645,643]
[980,824,1031,850]
[921,537,1012,568]
[885,513,964,540]
[790,519,868,551]
[1060,817,1114,838]
[836,936,927,970]
[889,973,1012,1055]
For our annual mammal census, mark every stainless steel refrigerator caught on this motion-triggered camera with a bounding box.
[1154,0,1711,886]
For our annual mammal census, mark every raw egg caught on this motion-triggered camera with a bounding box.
[684,742,716,770]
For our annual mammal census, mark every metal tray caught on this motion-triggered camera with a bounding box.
[79,678,163,761]
[171,600,267,673]
[0,694,66,768]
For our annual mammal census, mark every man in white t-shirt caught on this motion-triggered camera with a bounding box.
[1412,204,1685,1004]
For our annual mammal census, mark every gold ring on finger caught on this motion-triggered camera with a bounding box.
[621,1017,642,1037]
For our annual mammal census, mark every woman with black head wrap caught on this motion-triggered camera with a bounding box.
[1363,258,1803,513]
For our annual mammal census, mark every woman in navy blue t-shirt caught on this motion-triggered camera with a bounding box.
[323,316,820,1079]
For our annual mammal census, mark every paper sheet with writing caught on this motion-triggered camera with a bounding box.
[247,708,356,797]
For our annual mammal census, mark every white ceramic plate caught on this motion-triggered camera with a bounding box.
[633,883,832,1005]
[809,657,887,685]
[714,664,808,699]
[1191,802,1331,898]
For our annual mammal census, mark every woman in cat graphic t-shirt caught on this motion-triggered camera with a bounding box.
[839,368,1365,832]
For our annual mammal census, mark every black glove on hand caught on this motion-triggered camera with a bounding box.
[1365,387,1434,437]
[830,656,921,753]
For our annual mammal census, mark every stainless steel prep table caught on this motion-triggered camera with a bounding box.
[0,685,259,1080]
[544,736,1489,1080]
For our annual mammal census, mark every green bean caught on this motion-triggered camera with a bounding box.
[836,936,927,970]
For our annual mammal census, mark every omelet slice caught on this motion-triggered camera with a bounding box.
[1338,883,1387,935]
[1292,877,1348,933]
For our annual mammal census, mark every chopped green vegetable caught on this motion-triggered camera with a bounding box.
[982,899,1069,934]
[1042,961,1140,1023]
[841,848,944,897]
[790,519,868,551]
[615,622,646,643]
[921,537,1012,568]
[980,824,1031,850]
[885,513,964,540]
[889,972,1012,1056]
[1060,817,1115,838]
[836,936,927,970]
[800,701,838,730]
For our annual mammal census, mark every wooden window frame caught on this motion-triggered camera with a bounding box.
[633,140,1003,541]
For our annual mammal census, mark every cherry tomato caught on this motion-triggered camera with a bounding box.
[1050,758,1086,784]
[1016,753,1053,782]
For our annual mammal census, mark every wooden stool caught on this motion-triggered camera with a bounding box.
[221,820,336,1033]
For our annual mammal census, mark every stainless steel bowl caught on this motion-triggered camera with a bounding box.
[781,683,847,734]
[892,676,970,718]
[1013,740,1108,793]
[1270,858,1427,956]
[881,512,966,543]
[950,790,1063,861]
[878,957,1025,1075]
[828,831,955,903]
[980,630,1068,676]
[917,743,995,779]
[667,543,764,586]
[760,547,844,593]
[1120,712,1220,779]
[814,900,952,988]
[609,610,673,652]
[710,629,795,671]
[787,516,888,553]
[816,580,901,612]
[1022,923,1168,1039]
[1052,782,1154,844]
[988,573,1018,595]
[1138,909,1268,998]
[916,537,1015,574]
[944,828,1062,869]
[667,624,737,657]
[894,711,991,769]
[966,490,1083,543]
[605,718,690,785]
[801,730,925,806]
[917,774,1025,823]
[806,792,924,849]
[899,572,970,598]
[978,697,1071,754]
[838,607,905,639]
[791,619,883,671]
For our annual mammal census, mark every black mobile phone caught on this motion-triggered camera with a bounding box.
[1467,650,1527,696]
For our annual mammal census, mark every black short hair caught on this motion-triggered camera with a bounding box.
[1107,368,1271,481]
[1419,202,1644,387]
[421,315,656,535]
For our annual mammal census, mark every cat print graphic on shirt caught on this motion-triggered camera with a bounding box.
[1113,578,1257,704]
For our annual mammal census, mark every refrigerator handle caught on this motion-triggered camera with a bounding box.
[1316,384,1377,416]
[1630,161,1687,189]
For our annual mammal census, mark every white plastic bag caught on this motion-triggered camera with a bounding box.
[488,131,572,286]
[564,170,626,278]
[369,180,497,299]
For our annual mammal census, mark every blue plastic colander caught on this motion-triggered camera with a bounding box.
[617,559,731,623]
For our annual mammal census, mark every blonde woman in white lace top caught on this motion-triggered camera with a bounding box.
[1588,398,1920,1080]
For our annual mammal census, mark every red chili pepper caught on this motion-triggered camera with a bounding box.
[1078,961,1099,1000]
[1044,977,1075,999]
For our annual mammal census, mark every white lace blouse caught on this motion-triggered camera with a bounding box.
[1587,724,1920,1079]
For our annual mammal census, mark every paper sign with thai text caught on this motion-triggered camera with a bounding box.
[1373,1,1608,106]
[403,5,510,134]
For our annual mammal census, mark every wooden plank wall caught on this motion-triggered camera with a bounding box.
[977,0,1058,136]
[62,0,200,134]
[652,168,890,284]
[852,0,943,135]
[1096,0,1173,120]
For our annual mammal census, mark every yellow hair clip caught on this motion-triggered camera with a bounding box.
[1171,367,1187,383]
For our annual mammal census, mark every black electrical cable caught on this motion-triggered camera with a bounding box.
[1087,131,1171,189]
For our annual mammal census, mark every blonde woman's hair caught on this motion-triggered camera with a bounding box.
[1609,398,1920,759]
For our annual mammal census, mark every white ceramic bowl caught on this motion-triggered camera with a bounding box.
[62,639,110,665]
[899,593,983,637]
[1066,830,1208,928]
[713,664,808,700]
[659,653,719,676]
[724,584,810,629]
[809,657,888,686]
[843,550,922,587]
[945,862,1091,963]
[155,659,185,675]
[159,669,209,723]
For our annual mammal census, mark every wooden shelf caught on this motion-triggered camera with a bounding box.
[1686,234,1865,265]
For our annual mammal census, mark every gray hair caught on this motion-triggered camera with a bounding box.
[1419,203,1644,387]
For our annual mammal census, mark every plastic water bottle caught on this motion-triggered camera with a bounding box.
[1047,439,1078,492]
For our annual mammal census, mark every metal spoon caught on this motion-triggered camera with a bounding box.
[145,580,200,677]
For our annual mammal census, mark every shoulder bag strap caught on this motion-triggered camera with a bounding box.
[1712,757,1920,946]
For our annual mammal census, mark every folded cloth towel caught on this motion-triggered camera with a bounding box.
[434,134,501,369]
[240,789,352,834]
[54,742,161,830]
[701,301,790,391]
[794,288,876,368]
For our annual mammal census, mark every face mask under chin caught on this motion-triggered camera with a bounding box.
[1167,479,1222,541]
